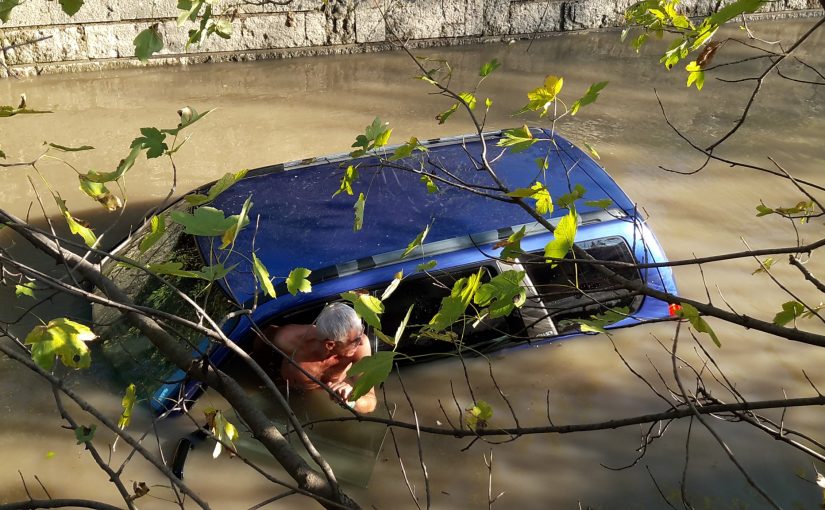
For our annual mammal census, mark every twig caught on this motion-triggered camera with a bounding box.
[670,322,782,509]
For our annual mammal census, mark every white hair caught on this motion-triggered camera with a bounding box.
[316,302,362,343]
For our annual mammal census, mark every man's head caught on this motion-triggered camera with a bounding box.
[316,302,363,354]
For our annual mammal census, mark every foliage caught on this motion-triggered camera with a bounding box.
[341,290,384,330]
[544,210,579,267]
[623,0,767,88]
[558,307,631,334]
[347,351,396,401]
[465,400,493,431]
[24,318,95,371]
[350,117,393,158]
[286,267,312,295]
[677,303,721,347]
[401,225,430,258]
[118,384,137,430]
[474,270,527,319]
[205,408,239,459]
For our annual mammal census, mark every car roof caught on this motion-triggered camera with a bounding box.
[202,130,636,305]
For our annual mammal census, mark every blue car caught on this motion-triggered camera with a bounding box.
[92,129,678,415]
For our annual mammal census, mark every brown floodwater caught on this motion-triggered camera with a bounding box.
[2,18,825,509]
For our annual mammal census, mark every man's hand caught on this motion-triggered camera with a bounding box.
[329,381,354,405]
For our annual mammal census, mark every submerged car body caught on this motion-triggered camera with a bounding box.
[93,129,678,415]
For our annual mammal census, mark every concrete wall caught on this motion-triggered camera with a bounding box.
[0,0,821,77]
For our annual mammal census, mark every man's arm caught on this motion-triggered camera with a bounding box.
[330,334,377,413]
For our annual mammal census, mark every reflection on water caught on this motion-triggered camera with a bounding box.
[1,18,825,509]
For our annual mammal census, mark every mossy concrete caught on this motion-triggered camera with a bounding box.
[0,0,821,77]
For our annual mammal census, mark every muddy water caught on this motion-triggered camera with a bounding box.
[2,18,825,509]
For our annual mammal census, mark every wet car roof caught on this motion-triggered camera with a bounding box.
[202,131,635,305]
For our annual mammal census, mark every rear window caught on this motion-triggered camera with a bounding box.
[521,236,643,332]
[91,201,239,397]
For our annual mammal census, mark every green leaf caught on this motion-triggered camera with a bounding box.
[401,224,430,258]
[48,142,94,152]
[426,269,483,332]
[350,117,392,156]
[495,226,526,261]
[436,103,459,124]
[55,196,96,247]
[416,260,437,272]
[286,267,312,295]
[380,271,403,301]
[177,0,203,25]
[74,424,96,444]
[78,175,122,211]
[773,300,805,327]
[686,61,705,90]
[163,106,215,136]
[389,137,427,161]
[134,25,164,63]
[678,303,721,347]
[0,147,5,158]
[24,318,95,371]
[170,206,246,237]
[518,75,564,116]
[139,215,166,253]
[393,304,414,347]
[15,282,36,299]
[531,182,553,215]
[474,270,526,318]
[0,0,22,22]
[751,257,775,275]
[353,192,365,232]
[333,164,359,197]
[341,291,385,330]
[708,0,766,26]
[118,384,137,430]
[557,306,630,334]
[420,174,439,193]
[479,59,501,77]
[504,181,551,211]
[584,199,613,209]
[131,127,168,159]
[544,210,578,267]
[0,105,52,117]
[185,168,248,206]
[220,196,252,249]
[58,0,84,16]
[498,125,537,153]
[83,146,142,184]
[458,91,477,110]
[347,351,396,401]
[583,142,600,160]
[570,81,608,115]
[205,408,239,459]
[209,18,233,39]
[252,253,276,298]
[197,263,236,282]
[465,400,493,431]
[557,184,586,209]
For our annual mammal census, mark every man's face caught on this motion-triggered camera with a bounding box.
[330,328,362,357]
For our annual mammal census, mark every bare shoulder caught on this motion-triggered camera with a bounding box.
[266,324,312,352]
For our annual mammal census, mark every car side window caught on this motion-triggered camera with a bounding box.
[377,265,526,361]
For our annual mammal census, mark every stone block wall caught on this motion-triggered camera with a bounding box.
[0,0,820,77]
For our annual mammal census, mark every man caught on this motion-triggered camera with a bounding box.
[261,302,377,413]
